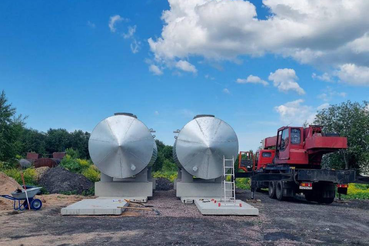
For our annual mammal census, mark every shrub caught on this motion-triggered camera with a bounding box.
[77,159,90,169]
[3,168,37,185]
[60,154,83,173]
[23,168,37,184]
[162,160,177,172]
[0,160,18,170]
[82,165,100,182]
[152,171,177,182]
[236,178,251,190]
[65,148,80,159]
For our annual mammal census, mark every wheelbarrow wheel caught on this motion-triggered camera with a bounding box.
[31,199,42,210]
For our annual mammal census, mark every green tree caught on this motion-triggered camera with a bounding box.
[152,140,177,172]
[69,130,90,159]
[45,128,71,154]
[21,128,47,156]
[314,101,369,173]
[0,91,26,161]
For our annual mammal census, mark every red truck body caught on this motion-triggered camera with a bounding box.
[258,125,347,168]
[237,125,358,204]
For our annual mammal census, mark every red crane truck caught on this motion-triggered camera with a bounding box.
[237,125,365,204]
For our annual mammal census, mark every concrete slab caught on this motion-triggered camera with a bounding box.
[194,199,259,216]
[61,198,128,216]
[97,197,148,203]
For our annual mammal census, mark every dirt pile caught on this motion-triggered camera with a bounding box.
[155,178,173,191]
[39,166,93,194]
[35,167,50,181]
[0,172,22,210]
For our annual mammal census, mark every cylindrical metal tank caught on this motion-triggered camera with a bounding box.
[174,115,239,180]
[89,113,157,179]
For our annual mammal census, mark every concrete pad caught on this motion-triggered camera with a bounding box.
[97,197,147,203]
[61,198,128,216]
[194,199,259,216]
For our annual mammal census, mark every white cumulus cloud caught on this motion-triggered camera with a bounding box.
[317,103,330,111]
[312,72,332,82]
[149,64,163,75]
[109,15,124,33]
[268,68,305,95]
[223,88,231,94]
[336,63,369,86]
[175,60,197,73]
[123,25,136,39]
[148,0,369,83]
[275,99,326,125]
[237,75,268,86]
[318,87,346,102]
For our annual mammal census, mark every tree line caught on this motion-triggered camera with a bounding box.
[0,90,368,173]
[0,91,90,160]
[0,90,176,172]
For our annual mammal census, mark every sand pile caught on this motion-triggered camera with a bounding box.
[0,172,22,210]
[35,167,50,181]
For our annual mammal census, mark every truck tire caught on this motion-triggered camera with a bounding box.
[268,182,276,199]
[315,182,335,204]
[305,193,315,202]
[318,197,335,204]
[276,181,284,201]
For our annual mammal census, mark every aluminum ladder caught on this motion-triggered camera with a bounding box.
[222,156,236,205]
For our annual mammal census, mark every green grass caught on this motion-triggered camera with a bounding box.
[235,178,251,190]
[340,183,369,200]
[1,167,37,186]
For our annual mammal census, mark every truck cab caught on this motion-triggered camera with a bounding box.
[274,125,347,167]
[255,149,275,170]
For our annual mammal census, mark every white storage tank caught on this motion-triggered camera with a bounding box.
[174,115,239,180]
[89,113,157,179]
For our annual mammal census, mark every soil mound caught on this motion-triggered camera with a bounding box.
[156,177,174,191]
[35,167,50,181]
[39,166,93,194]
[0,172,22,210]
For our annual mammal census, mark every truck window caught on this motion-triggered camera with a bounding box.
[262,152,272,158]
[280,128,289,151]
[291,128,301,144]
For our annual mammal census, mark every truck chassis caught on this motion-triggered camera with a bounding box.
[236,165,357,204]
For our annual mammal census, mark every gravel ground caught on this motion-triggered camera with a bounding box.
[0,189,368,246]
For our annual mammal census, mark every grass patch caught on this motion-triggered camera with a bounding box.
[2,167,37,186]
[236,178,251,190]
[340,183,369,200]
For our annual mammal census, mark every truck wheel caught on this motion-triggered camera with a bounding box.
[318,197,334,204]
[276,181,284,201]
[305,193,315,202]
[268,182,276,199]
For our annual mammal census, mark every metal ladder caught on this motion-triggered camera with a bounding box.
[222,156,236,204]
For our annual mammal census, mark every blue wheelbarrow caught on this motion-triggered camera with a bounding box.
[0,187,43,211]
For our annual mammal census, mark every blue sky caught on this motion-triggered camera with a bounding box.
[1,0,368,151]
